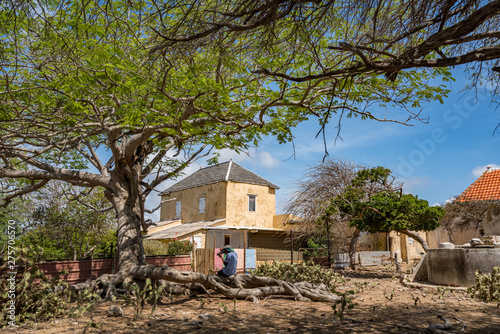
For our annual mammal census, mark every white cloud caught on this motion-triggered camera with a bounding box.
[256,151,280,168]
[472,163,500,178]
[217,148,280,169]
[217,148,253,164]
[293,124,404,159]
[402,176,431,193]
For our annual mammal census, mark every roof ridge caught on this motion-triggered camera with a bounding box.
[225,160,232,181]
[198,161,230,171]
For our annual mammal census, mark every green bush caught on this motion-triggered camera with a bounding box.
[252,261,346,289]
[468,266,500,303]
[303,238,328,258]
[166,238,192,255]
[143,238,192,256]
[143,239,170,256]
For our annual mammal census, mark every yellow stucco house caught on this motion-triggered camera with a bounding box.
[146,161,292,252]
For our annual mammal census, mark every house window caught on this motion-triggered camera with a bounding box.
[224,235,230,246]
[175,200,181,218]
[248,195,256,212]
[199,196,205,213]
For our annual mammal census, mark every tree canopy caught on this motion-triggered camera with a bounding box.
[0,0,498,289]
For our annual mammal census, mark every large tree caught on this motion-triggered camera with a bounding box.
[0,0,498,300]
[0,0,347,301]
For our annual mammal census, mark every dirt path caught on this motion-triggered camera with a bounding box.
[6,267,500,334]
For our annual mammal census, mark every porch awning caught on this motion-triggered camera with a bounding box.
[204,226,284,232]
[145,219,226,240]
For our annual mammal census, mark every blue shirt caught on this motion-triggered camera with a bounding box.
[221,251,238,276]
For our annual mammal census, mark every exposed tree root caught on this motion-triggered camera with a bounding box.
[75,264,341,303]
[426,315,467,334]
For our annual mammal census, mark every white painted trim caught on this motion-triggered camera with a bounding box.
[225,160,232,181]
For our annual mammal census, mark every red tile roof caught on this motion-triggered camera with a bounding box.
[456,169,500,202]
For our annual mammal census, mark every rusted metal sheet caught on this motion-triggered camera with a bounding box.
[357,251,391,266]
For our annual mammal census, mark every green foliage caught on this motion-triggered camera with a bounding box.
[384,289,396,301]
[252,261,346,288]
[351,192,444,234]
[303,238,328,258]
[0,245,98,327]
[143,238,192,256]
[19,184,116,261]
[410,294,421,306]
[322,166,443,238]
[218,301,228,314]
[166,238,192,255]
[332,290,356,324]
[468,267,500,304]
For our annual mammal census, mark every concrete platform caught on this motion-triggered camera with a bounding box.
[425,248,500,287]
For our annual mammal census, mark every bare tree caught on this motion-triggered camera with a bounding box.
[440,199,497,239]
[284,159,362,261]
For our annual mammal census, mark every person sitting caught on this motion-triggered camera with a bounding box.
[216,245,238,277]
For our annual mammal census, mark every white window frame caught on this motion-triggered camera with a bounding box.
[248,195,256,212]
[175,200,182,218]
[199,196,205,214]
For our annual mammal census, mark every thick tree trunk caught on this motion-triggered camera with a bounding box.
[349,228,361,269]
[399,229,429,252]
[106,165,147,274]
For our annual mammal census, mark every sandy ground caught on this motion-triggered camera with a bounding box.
[5,266,500,334]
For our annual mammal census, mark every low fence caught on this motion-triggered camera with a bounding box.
[194,248,304,274]
[36,255,191,284]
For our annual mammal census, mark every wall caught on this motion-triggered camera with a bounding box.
[388,231,426,264]
[206,229,247,249]
[160,182,227,223]
[358,232,387,251]
[225,181,275,228]
[448,226,481,246]
[426,248,500,287]
[426,227,451,249]
[36,255,192,284]
[253,248,304,266]
[248,231,288,250]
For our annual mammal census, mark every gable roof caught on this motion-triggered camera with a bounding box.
[160,161,279,195]
[456,168,500,202]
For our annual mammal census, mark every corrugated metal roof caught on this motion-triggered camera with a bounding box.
[160,161,279,195]
[457,168,500,202]
[145,219,226,240]
[204,226,284,232]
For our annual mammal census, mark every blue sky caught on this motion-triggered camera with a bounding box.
[146,70,500,221]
